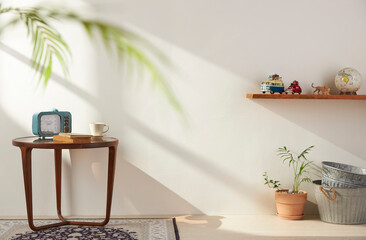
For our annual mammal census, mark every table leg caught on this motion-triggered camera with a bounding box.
[69,145,117,226]
[104,145,117,224]
[21,147,68,231]
[54,149,66,222]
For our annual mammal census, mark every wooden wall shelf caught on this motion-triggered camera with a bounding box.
[246,94,366,100]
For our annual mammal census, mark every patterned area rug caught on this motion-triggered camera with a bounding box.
[0,218,179,240]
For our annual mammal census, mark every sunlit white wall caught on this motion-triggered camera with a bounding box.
[1,0,366,217]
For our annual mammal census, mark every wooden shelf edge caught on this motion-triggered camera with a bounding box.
[246,93,366,100]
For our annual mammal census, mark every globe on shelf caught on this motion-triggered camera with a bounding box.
[335,67,362,95]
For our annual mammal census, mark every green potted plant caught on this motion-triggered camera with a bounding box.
[263,145,314,220]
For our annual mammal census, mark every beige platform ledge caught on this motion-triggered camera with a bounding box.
[176,215,366,240]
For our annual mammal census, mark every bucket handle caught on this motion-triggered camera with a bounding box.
[319,186,337,201]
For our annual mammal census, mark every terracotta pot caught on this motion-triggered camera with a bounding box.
[275,190,307,220]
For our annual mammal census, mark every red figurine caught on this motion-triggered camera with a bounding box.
[286,80,302,94]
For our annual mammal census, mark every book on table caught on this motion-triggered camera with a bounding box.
[53,133,93,143]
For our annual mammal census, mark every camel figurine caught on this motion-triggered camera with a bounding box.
[312,83,330,95]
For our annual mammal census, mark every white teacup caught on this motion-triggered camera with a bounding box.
[89,123,109,136]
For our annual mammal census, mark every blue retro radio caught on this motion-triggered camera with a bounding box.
[32,109,72,138]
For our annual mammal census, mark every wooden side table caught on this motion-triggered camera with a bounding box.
[12,136,119,231]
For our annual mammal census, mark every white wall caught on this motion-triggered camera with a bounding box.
[1,0,366,217]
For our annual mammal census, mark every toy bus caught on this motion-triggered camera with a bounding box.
[261,74,285,94]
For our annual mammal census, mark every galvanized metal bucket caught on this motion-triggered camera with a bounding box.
[322,161,366,188]
[313,180,366,224]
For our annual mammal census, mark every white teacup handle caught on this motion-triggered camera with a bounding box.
[103,125,109,134]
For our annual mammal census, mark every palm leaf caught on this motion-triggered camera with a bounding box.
[0,7,71,86]
[298,161,312,176]
[297,145,314,160]
[79,20,183,112]
[277,146,295,166]
[0,6,181,112]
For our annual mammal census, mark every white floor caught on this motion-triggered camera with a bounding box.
[2,215,366,239]
[175,215,366,240]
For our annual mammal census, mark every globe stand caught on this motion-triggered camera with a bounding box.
[340,92,357,95]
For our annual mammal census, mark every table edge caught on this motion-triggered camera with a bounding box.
[12,136,119,149]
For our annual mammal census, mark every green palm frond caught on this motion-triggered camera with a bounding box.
[297,145,314,160]
[0,7,70,87]
[0,6,182,113]
[298,161,312,176]
[79,20,182,112]
[278,146,295,167]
